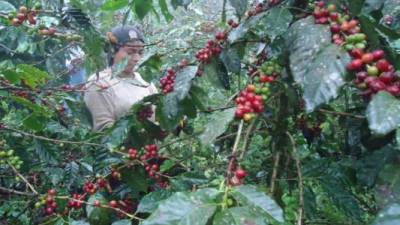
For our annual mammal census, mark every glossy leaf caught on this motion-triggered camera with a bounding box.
[137,190,173,213]
[286,17,350,112]
[199,107,235,145]
[228,0,247,18]
[372,203,400,225]
[101,0,129,11]
[0,1,16,13]
[213,207,270,225]
[232,185,284,223]
[140,188,219,225]
[367,91,400,135]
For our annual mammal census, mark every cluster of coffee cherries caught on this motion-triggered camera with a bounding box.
[83,181,97,195]
[137,105,154,121]
[312,1,363,49]
[38,27,57,36]
[108,199,136,218]
[140,145,162,180]
[9,5,40,26]
[229,168,248,186]
[312,1,399,98]
[234,85,265,122]
[195,38,224,63]
[0,148,23,169]
[42,189,58,215]
[349,49,399,97]
[160,68,176,94]
[67,193,85,209]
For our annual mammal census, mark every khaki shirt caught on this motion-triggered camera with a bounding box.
[83,68,158,132]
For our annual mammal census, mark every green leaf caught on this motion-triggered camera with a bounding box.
[203,58,230,90]
[171,0,192,9]
[112,220,131,225]
[228,0,247,18]
[103,119,130,149]
[159,0,174,22]
[0,1,16,13]
[213,207,270,225]
[228,11,267,43]
[23,114,46,131]
[87,193,112,225]
[286,17,350,112]
[255,6,293,41]
[1,70,20,84]
[160,159,175,172]
[199,108,235,145]
[232,185,283,223]
[16,64,49,89]
[101,0,129,10]
[11,96,49,116]
[137,190,173,213]
[367,91,400,135]
[120,166,148,192]
[133,0,154,20]
[174,66,197,101]
[141,188,219,225]
[372,203,400,225]
[219,47,241,74]
[137,53,163,82]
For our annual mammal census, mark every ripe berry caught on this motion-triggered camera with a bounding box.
[330,24,341,33]
[215,32,226,41]
[45,207,54,215]
[47,189,56,196]
[350,49,364,59]
[347,59,363,71]
[376,59,391,72]
[372,49,385,60]
[48,27,56,35]
[235,169,247,179]
[386,85,400,96]
[361,53,374,64]
[109,200,118,208]
[379,72,395,84]
[16,13,25,21]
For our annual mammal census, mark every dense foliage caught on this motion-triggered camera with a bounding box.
[1,0,400,224]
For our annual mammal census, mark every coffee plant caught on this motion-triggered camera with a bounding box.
[1,0,400,224]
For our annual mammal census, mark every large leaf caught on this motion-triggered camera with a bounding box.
[159,0,174,22]
[203,58,230,90]
[228,0,247,18]
[0,1,16,13]
[140,188,219,225]
[255,6,292,41]
[367,91,400,135]
[375,163,400,207]
[228,11,268,43]
[16,64,49,89]
[213,207,270,225]
[232,185,283,223]
[219,47,241,74]
[133,0,154,20]
[174,66,197,101]
[137,53,163,81]
[120,166,148,193]
[199,108,235,145]
[87,193,112,225]
[372,203,400,225]
[286,17,350,112]
[137,190,173,213]
[103,119,130,149]
[101,0,129,10]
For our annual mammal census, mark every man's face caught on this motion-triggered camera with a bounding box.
[113,40,144,75]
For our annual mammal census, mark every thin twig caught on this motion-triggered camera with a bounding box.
[0,186,36,196]
[270,149,280,195]
[239,118,258,160]
[8,162,39,195]
[286,132,304,225]
[3,127,105,147]
[318,109,365,119]
[225,120,244,182]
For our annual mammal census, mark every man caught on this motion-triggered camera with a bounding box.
[83,26,157,132]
